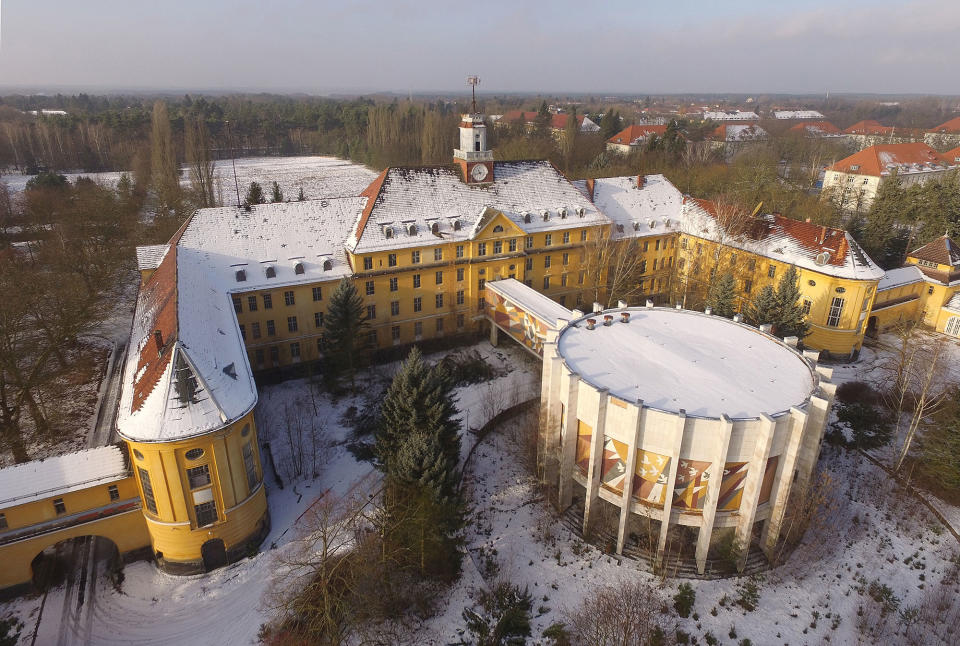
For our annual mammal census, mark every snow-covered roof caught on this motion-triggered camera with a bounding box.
[703,110,758,121]
[556,308,816,420]
[0,445,128,511]
[944,292,960,313]
[774,110,825,120]
[486,278,573,326]
[577,174,684,239]
[877,265,925,291]
[136,244,169,271]
[827,143,955,177]
[348,161,606,254]
[713,124,768,142]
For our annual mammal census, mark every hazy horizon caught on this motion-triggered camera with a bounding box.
[0,1,958,96]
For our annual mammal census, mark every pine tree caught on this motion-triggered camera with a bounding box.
[270,181,283,203]
[774,265,810,339]
[296,186,306,201]
[323,277,367,386]
[705,272,737,318]
[245,181,265,205]
[601,110,621,140]
[562,108,578,171]
[744,285,779,327]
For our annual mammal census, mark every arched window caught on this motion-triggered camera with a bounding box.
[493,225,504,233]
[946,316,960,337]
[265,266,276,279]
[322,259,333,271]
[293,262,304,275]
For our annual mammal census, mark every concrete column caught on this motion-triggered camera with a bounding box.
[762,407,807,559]
[539,354,563,490]
[616,402,644,554]
[557,373,580,509]
[489,322,499,346]
[582,389,609,535]
[794,392,831,493]
[734,413,776,572]
[655,412,687,569]
[695,415,733,574]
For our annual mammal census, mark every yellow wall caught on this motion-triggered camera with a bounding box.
[125,411,268,567]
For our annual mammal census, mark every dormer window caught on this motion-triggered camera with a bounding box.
[431,222,440,235]
[407,224,417,236]
[576,207,585,217]
[384,227,394,239]
[293,262,305,275]
[523,212,532,224]
[453,220,462,231]
[265,266,276,279]
[559,208,567,219]
[235,269,246,282]
[541,209,549,221]
[850,165,860,171]
[322,259,333,271]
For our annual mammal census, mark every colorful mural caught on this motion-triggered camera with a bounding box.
[718,461,749,511]
[673,459,711,511]
[600,436,629,492]
[632,449,670,507]
[486,290,552,355]
[759,455,779,504]
[575,420,592,475]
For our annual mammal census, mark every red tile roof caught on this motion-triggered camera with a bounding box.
[788,121,841,135]
[607,124,667,144]
[843,120,893,135]
[827,143,950,176]
[909,235,960,267]
[928,116,960,134]
[942,146,960,163]
[131,245,178,413]
[501,110,587,129]
[353,168,389,243]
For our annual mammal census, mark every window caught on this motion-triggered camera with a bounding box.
[653,258,658,271]
[696,243,703,256]
[744,279,753,294]
[928,285,935,295]
[263,293,273,309]
[457,268,465,281]
[436,318,444,333]
[54,498,66,515]
[255,348,264,366]
[366,304,376,319]
[509,239,517,252]
[239,324,246,340]
[525,258,533,271]
[545,234,552,246]
[526,236,534,249]
[827,297,844,327]
[312,286,322,301]
[232,296,242,313]
[563,231,570,244]
[314,312,323,328]
[456,290,465,305]
[414,297,422,312]
[414,321,423,337]
[478,242,487,256]
[562,253,569,265]
[388,253,397,267]
[365,280,375,295]
[187,464,211,489]
[730,253,737,266]
[413,274,421,288]
[655,239,661,251]
[678,258,685,270]
[561,274,568,287]
[186,447,204,460]
[391,301,400,316]
[457,314,465,329]
[544,255,552,268]
[435,270,443,285]
[242,443,259,492]
[478,297,486,310]
[389,277,398,292]
[801,299,812,316]
[434,248,443,261]
[392,326,401,341]
[194,501,218,527]
[543,276,550,289]
[478,278,486,291]
[247,295,258,311]
[578,271,585,284]
[456,245,464,258]
[289,342,300,359]
[524,279,533,287]
[768,265,776,278]
[138,467,157,514]
[748,259,756,271]
[316,337,325,353]
[284,290,295,306]
[367,330,377,345]
[581,230,587,242]
[494,240,502,254]
[363,256,373,270]
[0,513,6,530]
[640,260,647,274]
[680,238,687,250]
[643,241,649,252]
[287,316,298,332]
[266,320,276,336]
[270,346,279,365]
[436,294,444,308]
[493,224,503,233]
[411,250,420,264]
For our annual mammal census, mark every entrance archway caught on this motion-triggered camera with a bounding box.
[201,538,227,572]
[31,536,120,591]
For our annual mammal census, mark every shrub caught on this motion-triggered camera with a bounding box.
[835,381,879,406]
[566,580,673,646]
[831,401,893,449]
[674,582,696,618]
[735,576,763,612]
[462,582,533,646]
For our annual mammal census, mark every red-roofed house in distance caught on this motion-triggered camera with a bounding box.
[941,146,960,165]
[925,117,960,150]
[842,120,923,151]
[822,142,958,211]
[498,110,600,141]
[709,123,768,154]
[606,124,668,154]
[787,121,843,138]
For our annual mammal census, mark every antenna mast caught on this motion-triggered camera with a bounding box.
[467,75,479,114]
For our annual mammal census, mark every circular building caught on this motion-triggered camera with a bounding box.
[538,306,836,574]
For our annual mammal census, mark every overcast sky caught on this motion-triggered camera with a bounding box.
[0,0,958,95]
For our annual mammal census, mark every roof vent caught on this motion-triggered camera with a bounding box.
[759,323,773,334]
[645,300,654,309]
[815,251,830,266]
[265,265,276,278]
[633,222,640,231]
[322,259,333,271]
[705,306,712,316]
[620,311,630,323]
[733,313,743,323]
[664,218,672,227]
[616,224,624,233]
[603,314,614,326]
[648,219,656,229]
[223,363,238,379]
[586,318,597,330]
[407,224,417,236]
[592,302,603,313]
[294,262,305,275]
[235,269,246,282]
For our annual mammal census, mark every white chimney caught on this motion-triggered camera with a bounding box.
[704,307,712,316]
[571,309,585,318]
[593,302,603,313]
[645,300,654,309]
[675,303,682,310]
[617,300,628,309]
[759,323,773,334]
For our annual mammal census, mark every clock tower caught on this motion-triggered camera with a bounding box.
[454,76,494,185]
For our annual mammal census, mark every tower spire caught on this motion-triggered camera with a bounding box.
[467,75,479,114]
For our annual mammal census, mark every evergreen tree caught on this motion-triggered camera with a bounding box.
[705,272,737,318]
[533,101,552,139]
[323,277,367,386]
[600,110,621,140]
[562,108,578,171]
[270,181,283,203]
[861,176,910,268]
[774,265,810,339]
[245,181,265,205]
[296,186,306,201]
[150,100,180,215]
[743,285,779,327]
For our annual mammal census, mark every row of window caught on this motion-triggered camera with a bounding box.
[5,483,124,525]
[233,287,324,314]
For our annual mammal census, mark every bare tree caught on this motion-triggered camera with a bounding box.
[580,225,645,308]
[185,115,216,208]
[564,579,675,646]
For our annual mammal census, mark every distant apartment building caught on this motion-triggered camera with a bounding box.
[822,143,958,211]
[773,110,825,120]
[606,124,668,154]
[702,110,759,122]
[842,120,922,151]
[709,124,768,152]
[924,117,960,150]
[787,121,843,138]
[499,110,600,139]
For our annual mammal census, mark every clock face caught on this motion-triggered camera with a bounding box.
[470,163,489,181]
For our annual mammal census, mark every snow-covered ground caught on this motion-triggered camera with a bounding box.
[0,155,378,201]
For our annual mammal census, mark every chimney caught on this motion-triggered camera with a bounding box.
[593,302,603,313]
[645,299,654,309]
[620,312,631,323]
[586,318,597,330]
[704,307,712,316]
[617,300,628,309]
[153,330,164,356]
[675,303,682,310]
[784,335,799,348]
[805,218,811,223]
[603,314,614,326]
[585,178,596,201]
[571,309,585,319]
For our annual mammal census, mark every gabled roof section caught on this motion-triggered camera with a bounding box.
[827,143,953,177]
[941,146,960,164]
[0,445,128,511]
[608,124,667,145]
[909,235,960,267]
[843,120,893,135]
[135,244,169,271]
[353,169,388,244]
[788,121,841,136]
[130,245,178,413]
[469,206,525,239]
[928,116,960,134]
